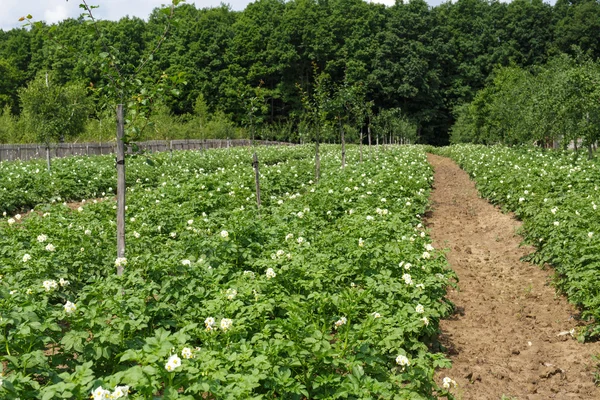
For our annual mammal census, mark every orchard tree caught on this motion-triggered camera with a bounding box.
[19,73,89,171]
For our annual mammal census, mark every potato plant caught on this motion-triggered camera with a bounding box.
[0,145,456,399]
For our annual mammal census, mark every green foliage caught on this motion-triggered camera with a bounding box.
[451,53,600,150]
[373,108,417,144]
[3,0,596,144]
[0,145,457,398]
[18,73,90,146]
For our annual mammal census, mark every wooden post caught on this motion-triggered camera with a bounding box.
[169,140,173,161]
[359,127,363,163]
[45,146,51,172]
[253,152,261,212]
[116,104,126,276]
[368,125,372,160]
[315,139,321,183]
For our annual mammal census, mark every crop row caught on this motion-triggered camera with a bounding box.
[436,144,600,339]
[0,145,313,214]
[1,145,457,399]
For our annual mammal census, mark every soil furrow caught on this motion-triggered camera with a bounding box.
[427,154,600,400]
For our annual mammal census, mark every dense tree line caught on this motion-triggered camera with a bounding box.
[451,52,600,154]
[0,0,599,145]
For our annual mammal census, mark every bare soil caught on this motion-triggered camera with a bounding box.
[427,154,600,400]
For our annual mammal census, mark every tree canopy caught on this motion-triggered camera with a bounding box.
[0,0,598,144]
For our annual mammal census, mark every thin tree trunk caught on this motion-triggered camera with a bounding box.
[253,152,261,212]
[368,125,372,160]
[116,104,126,276]
[359,127,363,163]
[315,138,321,182]
[46,145,51,172]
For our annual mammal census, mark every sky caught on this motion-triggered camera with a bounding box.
[0,0,456,31]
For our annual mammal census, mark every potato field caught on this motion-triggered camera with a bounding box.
[0,145,458,399]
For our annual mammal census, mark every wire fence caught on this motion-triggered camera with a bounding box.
[0,139,292,162]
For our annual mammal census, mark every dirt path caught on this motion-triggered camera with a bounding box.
[427,154,600,400]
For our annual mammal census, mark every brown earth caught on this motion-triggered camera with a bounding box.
[427,154,600,400]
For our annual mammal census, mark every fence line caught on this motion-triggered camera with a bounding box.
[0,139,292,162]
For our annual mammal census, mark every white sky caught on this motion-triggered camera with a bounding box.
[0,0,459,31]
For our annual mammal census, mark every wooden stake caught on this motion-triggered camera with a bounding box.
[116,104,126,276]
[368,125,372,160]
[359,127,363,163]
[253,152,261,212]
[315,139,321,182]
[46,146,51,172]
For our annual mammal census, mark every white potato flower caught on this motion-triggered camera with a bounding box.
[115,257,127,267]
[165,354,182,372]
[205,317,216,331]
[266,268,277,279]
[395,354,410,368]
[111,385,130,399]
[334,317,347,329]
[442,377,457,389]
[22,254,31,262]
[64,301,77,314]
[91,386,111,400]
[220,318,233,331]
[43,280,58,291]
[181,347,193,359]
[226,288,237,300]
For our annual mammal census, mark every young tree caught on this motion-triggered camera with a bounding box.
[22,1,185,275]
[19,73,89,171]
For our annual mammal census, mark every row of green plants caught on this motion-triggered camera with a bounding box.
[1,145,458,399]
[436,144,600,339]
[0,144,316,214]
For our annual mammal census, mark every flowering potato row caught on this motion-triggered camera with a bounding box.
[436,144,600,339]
[0,145,457,399]
[0,144,314,214]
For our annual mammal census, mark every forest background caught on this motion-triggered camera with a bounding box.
[0,0,598,146]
